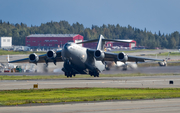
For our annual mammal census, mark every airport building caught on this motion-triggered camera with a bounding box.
[84,40,136,49]
[0,37,12,48]
[26,34,83,49]
[111,40,136,49]
[26,34,136,50]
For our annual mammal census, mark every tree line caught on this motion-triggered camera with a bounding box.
[0,20,179,49]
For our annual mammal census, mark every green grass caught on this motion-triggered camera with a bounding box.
[0,73,180,80]
[147,52,180,56]
[138,62,180,67]
[0,49,46,55]
[0,88,180,106]
[113,49,180,56]
[113,49,153,53]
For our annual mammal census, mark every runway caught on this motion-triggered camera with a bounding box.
[1,75,180,90]
[0,65,180,90]
[0,54,180,112]
[0,65,180,75]
[1,98,180,113]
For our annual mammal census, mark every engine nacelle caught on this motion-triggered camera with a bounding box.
[158,61,167,66]
[117,52,128,62]
[47,50,57,59]
[94,50,105,60]
[29,53,39,63]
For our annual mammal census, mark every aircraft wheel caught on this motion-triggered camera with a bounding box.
[65,72,68,76]
[122,65,128,71]
[93,72,99,77]
[69,72,72,77]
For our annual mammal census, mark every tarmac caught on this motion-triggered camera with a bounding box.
[1,75,180,90]
[0,52,180,113]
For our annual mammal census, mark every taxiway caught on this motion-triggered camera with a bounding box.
[1,98,180,113]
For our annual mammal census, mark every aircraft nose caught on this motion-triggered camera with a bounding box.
[63,43,71,50]
[62,43,72,59]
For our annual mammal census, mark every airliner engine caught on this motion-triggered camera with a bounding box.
[29,53,39,63]
[47,50,57,59]
[117,52,128,62]
[94,50,105,60]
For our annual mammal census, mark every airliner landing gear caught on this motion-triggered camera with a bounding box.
[94,72,99,77]
[89,71,99,77]
[122,63,128,71]
[65,71,76,78]
[65,72,72,78]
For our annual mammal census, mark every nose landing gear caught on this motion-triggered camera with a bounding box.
[63,60,76,78]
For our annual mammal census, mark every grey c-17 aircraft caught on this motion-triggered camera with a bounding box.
[9,35,166,77]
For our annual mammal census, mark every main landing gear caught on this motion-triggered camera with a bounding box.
[89,71,99,77]
[122,63,128,71]
[65,72,76,78]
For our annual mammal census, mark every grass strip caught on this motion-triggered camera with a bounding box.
[138,62,180,67]
[1,73,180,80]
[113,49,155,53]
[147,52,180,56]
[0,50,45,55]
[0,88,180,106]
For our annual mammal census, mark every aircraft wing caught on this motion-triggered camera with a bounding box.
[87,49,164,62]
[9,50,63,63]
[104,52,164,62]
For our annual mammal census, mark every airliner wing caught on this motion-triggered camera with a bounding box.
[87,49,164,62]
[9,50,63,63]
[104,52,164,62]
[9,57,30,63]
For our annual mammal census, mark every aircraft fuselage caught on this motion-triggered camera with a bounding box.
[61,42,105,77]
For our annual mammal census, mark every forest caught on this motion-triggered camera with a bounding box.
[0,20,179,49]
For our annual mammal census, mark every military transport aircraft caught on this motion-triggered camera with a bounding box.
[9,35,166,77]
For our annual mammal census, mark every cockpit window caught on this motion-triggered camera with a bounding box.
[64,43,71,47]
[63,42,72,49]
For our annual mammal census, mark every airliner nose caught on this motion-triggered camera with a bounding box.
[62,43,72,59]
[63,43,72,50]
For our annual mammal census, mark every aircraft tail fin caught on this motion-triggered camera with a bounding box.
[96,35,105,50]
[76,34,131,51]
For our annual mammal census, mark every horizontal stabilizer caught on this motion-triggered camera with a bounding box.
[76,39,132,44]
[76,34,133,50]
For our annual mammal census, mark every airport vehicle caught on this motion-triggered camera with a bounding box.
[15,66,22,72]
[9,35,166,77]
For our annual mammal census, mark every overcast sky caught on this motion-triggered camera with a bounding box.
[1,0,180,34]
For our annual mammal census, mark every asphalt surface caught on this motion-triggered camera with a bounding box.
[1,99,180,113]
[0,65,180,90]
[1,75,180,90]
[0,52,180,113]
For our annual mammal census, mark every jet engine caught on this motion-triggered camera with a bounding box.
[47,50,57,59]
[29,53,39,63]
[94,50,105,60]
[158,61,167,66]
[117,52,128,62]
